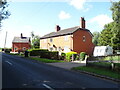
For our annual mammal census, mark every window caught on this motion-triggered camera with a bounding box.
[58,47,61,51]
[23,47,26,50]
[50,38,53,42]
[50,47,53,51]
[64,36,68,41]
[14,48,17,50]
[83,36,86,42]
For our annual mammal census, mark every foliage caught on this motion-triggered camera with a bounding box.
[103,56,120,61]
[72,66,120,79]
[29,49,59,60]
[98,22,113,46]
[80,52,86,61]
[60,52,66,60]
[0,0,10,28]
[92,31,100,46]
[65,51,77,62]
[110,1,120,50]
[30,31,40,49]
[29,57,65,63]
[98,1,120,50]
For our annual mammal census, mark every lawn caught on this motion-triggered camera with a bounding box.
[72,66,120,80]
[29,57,65,63]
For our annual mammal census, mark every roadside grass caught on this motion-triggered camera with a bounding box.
[28,57,65,63]
[72,66,120,80]
[8,53,24,56]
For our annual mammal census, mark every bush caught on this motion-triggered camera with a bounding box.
[65,51,77,62]
[29,49,48,56]
[80,52,86,61]
[29,49,59,60]
[104,56,120,61]
[60,52,66,60]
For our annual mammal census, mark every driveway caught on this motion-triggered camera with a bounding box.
[47,61,86,70]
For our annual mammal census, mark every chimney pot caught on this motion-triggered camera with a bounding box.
[56,25,61,32]
[21,33,23,38]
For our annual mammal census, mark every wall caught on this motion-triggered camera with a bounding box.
[73,29,94,55]
[40,35,73,52]
[12,43,31,52]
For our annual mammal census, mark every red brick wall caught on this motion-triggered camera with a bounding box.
[73,30,94,55]
[12,43,31,52]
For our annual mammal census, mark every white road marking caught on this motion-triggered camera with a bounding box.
[5,61,12,65]
[43,84,54,90]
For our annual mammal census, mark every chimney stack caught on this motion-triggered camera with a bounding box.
[81,17,85,28]
[21,33,23,38]
[56,25,61,32]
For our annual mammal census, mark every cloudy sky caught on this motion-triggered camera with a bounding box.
[0,0,118,48]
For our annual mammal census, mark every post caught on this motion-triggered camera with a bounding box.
[72,54,74,61]
[4,31,7,52]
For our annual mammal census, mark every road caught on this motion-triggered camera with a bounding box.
[2,53,120,89]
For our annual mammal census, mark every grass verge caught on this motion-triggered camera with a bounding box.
[29,57,65,63]
[72,66,120,80]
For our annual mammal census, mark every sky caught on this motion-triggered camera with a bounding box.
[0,0,119,48]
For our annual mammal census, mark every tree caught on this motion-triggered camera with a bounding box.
[30,31,40,49]
[0,0,10,28]
[110,1,120,50]
[92,31,100,46]
[98,22,113,46]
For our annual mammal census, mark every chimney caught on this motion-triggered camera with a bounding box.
[81,17,85,28]
[56,25,61,32]
[21,33,23,38]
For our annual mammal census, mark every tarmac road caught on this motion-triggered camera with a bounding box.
[2,53,119,89]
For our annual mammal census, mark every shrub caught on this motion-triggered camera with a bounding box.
[60,52,66,60]
[29,49,48,56]
[29,49,59,60]
[103,56,120,61]
[80,52,86,61]
[65,51,77,62]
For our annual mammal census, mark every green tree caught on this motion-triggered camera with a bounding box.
[92,31,100,46]
[110,1,120,50]
[98,22,113,46]
[31,31,40,49]
[0,0,10,28]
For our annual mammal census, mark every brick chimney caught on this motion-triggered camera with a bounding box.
[81,17,85,28]
[56,25,61,32]
[21,33,23,38]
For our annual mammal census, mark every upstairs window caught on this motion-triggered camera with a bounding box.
[50,38,53,42]
[64,36,68,41]
[83,36,86,42]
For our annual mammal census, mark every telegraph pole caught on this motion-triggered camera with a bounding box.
[4,31,7,52]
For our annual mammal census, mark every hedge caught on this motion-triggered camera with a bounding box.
[80,52,86,61]
[65,51,77,62]
[29,49,59,60]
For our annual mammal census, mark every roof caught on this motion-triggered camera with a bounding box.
[12,37,30,43]
[40,26,91,39]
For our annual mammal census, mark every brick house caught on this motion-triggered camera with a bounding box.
[12,33,31,52]
[40,17,94,55]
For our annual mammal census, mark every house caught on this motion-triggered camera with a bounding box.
[40,17,94,55]
[12,33,31,52]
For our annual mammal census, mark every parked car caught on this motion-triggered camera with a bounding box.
[93,46,113,57]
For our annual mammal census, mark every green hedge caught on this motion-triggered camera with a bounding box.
[80,52,86,61]
[65,51,77,62]
[29,49,59,60]
[103,56,120,61]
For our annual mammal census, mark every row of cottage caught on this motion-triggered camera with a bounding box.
[12,17,95,55]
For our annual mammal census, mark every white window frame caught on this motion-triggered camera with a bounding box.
[83,36,86,42]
